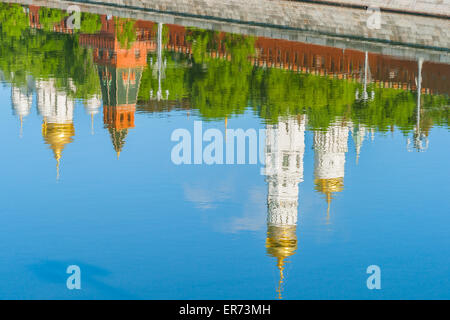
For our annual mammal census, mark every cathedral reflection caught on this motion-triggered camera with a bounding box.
[263,116,306,299]
[37,79,76,179]
[11,79,33,137]
[261,116,369,297]
[313,121,349,222]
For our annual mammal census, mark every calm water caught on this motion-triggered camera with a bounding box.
[0,4,449,299]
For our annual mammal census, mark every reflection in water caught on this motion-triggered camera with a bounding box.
[149,23,169,102]
[0,2,449,299]
[3,4,448,143]
[407,58,429,152]
[266,225,297,299]
[351,123,366,164]
[11,80,33,137]
[354,51,375,103]
[313,122,349,222]
[80,15,153,158]
[263,116,306,299]
[37,79,76,180]
[84,95,102,135]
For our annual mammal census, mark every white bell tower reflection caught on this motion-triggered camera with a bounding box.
[36,79,76,180]
[263,115,306,299]
[313,121,350,222]
[11,85,33,137]
[84,95,102,135]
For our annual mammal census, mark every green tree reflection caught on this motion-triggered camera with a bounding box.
[0,6,448,134]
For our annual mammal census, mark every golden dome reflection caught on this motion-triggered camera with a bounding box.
[42,121,75,180]
[266,224,298,299]
[314,177,344,221]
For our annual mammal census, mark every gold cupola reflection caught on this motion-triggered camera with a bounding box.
[263,116,306,299]
[313,120,350,221]
[36,79,75,179]
[42,122,75,179]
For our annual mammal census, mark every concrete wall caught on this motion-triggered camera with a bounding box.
[305,0,449,17]
[3,0,450,64]
[53,0,450,49]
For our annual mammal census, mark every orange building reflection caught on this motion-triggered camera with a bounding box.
[79,16,154,157]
